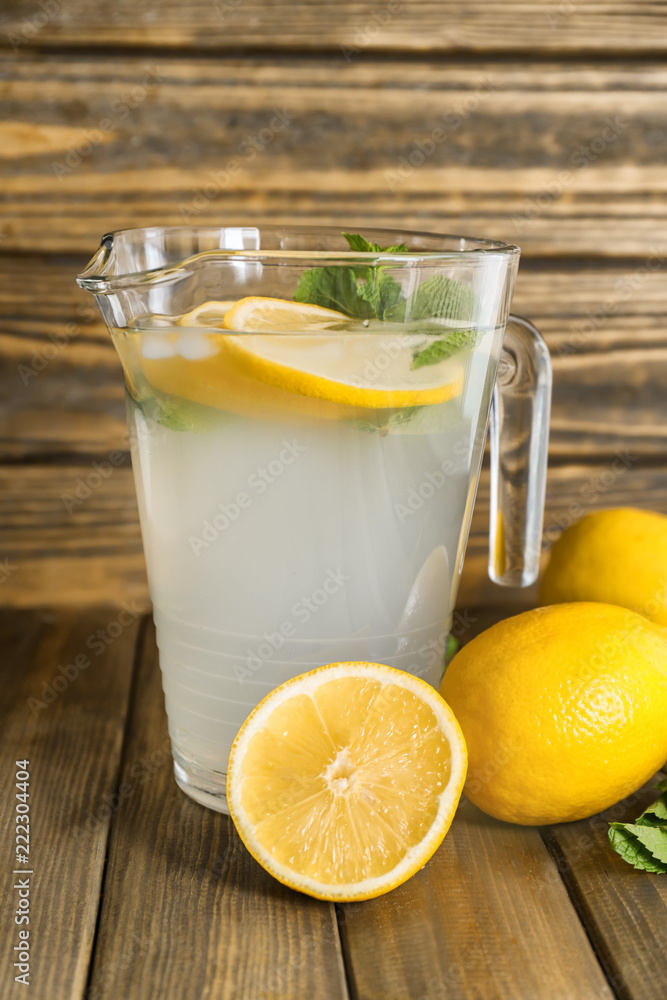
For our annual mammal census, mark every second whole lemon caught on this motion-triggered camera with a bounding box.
[539,507,667,626]
[440,602,667,825]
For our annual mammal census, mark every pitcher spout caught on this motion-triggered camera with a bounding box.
[76,234,115,293]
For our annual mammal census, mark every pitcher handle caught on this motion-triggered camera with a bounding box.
[488,314,552,587]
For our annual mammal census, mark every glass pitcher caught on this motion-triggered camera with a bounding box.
[77,225,551,813]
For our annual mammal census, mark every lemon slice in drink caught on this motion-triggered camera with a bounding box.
[227,661,468,901]
[224,296,348,332]
[224,297,463,409]
[178,301,235,327]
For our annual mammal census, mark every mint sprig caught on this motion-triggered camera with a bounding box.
[294,233,405,320]
[294,231,479,366]
[608,777,667,873]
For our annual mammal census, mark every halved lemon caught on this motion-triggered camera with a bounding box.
[227,661,468,901]
[223,297,463,409]
[178,300,235,327]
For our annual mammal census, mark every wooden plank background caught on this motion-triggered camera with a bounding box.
[0,1,666,606]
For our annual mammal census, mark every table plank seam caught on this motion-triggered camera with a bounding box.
[540,830,626,1000]
[81,612,151,1000]
[334,904,360,1000]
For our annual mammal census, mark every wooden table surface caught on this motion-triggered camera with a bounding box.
[2,607,666,1000]
[2,2,667,997]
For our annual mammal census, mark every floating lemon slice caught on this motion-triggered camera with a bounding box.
[224,297,463,409]
[227,661,468,902]
[178,300,235,327]
[224,296,348,332]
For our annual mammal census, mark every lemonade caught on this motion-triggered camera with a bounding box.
[78,224,549,814]
[118,314,502,810]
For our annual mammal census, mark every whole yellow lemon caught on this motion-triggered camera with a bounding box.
[540,507,667,626]
[440,603,667,825]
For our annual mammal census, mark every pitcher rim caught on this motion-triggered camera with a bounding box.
[75,224,521,294]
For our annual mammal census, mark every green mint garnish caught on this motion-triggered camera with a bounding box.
[294,233,406,320]
[399,273,477,323]
[445,634,460,665]
[132,383,232,434]
[608,778,667,872]
[342,232,408,254]
[295,232,479,368]
[294,267,375,319]
[344,405,425,435]
[411,329,479,369]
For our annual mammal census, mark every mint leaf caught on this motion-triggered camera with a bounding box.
[358,270,405,320]
[614,822,667,867]
[344,406,425,435]
[343,233,408,254]
[294,267,374,319]
[608,781,667,872]
[135,390,231,434]
[636,794,667,826]
[411,328,479,369]
[445,635,459,665]
[608,824,667,873]
[343,233,407,320]
[403,274,477,323]
[296,233,408,321]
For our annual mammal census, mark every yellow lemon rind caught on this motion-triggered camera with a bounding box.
[178,300,236,327]
[223,338,463,410]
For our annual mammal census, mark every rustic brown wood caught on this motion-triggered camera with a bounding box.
[86,619,349,1000]
[2,1,667,994]
[0,54,667,257]
[338,798,615,1000]
[544,776,667,1000]
[2,0,667,54]
[0,607,143,1000]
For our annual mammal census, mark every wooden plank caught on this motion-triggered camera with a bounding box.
[0,608,143,1000]
[2,458,666,608]
[0,464,148,607]
[2,0,667,54]
[86,620,349,1000]
[544,776,667,1000]
[1,55,667,256]
[338,797,614,1000]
